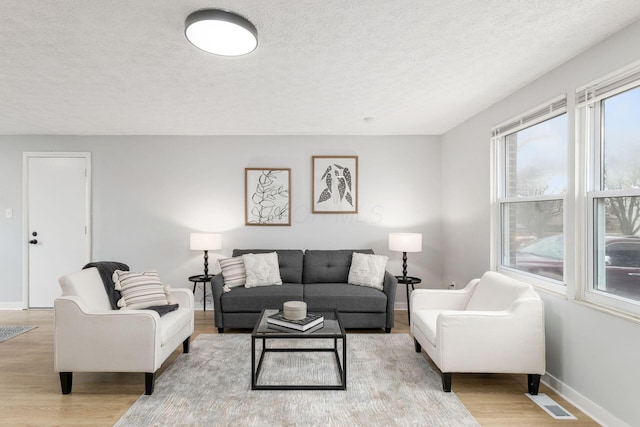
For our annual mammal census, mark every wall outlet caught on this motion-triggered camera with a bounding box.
[448,281,456,289]
[5,208,12,219]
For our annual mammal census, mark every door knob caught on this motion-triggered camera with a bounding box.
[29,239,38,245]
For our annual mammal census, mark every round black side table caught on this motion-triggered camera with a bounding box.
[395,276,422,325]
[189,274,214,311]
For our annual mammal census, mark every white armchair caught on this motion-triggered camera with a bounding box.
[54,267,194,395]
[410,271,545,394]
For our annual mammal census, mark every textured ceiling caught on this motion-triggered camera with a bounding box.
[1,0,639,136]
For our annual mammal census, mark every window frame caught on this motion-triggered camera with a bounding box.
[491,95,569,294]
[578,65,640,316]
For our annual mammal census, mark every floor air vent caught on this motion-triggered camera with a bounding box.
[526,393,577,420]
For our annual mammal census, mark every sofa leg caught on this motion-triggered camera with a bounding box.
[183,336,190,353]
[414,338,422,353]
[217,327,224,333]
[442,373,452,392]
[145,372,156,395]
[528,374,541,395]
[385,327,391,333]
[59,372,72,394]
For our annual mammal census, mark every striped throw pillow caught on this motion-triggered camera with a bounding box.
[218,257,246,288]
[113,270,171,310]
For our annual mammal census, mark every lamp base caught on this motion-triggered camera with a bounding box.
[402,251,408,281]
[203,250,209,277]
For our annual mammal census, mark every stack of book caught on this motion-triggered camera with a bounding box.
[266,311,324,332]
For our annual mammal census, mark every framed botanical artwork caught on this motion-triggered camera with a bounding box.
[245,168,291,226]
[312,156,358,214]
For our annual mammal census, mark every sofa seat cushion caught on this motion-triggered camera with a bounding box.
[160,307,193,346]
[221,283,304,312]
[303,249,374,283]
[304,283,386,313]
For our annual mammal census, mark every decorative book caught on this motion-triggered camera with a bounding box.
[266,311,324,331]
[266,322,325,334]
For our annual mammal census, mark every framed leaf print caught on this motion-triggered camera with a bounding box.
[245,168,291,226]
[312,156,358,214]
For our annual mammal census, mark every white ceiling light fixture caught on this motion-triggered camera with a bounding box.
[185,9,258,57]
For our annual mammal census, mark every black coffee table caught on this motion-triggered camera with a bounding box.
[251,308,347,390]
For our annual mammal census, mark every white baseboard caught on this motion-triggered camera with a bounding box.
[0,302,26,310]
[395,302,408,311]
[542,372,628,427]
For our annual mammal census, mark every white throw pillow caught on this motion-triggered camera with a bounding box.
[243,252,283,287]
[347,252,389,290]
[218,257,246,288]
[112,270,171,310]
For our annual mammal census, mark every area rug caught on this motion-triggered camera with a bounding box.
[116,334,479,426]
[0,325,37,343]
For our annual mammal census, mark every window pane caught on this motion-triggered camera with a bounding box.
[602,85,640,190]
[594,197,640,302]
[505,114,567,197]
[502,200,564,281]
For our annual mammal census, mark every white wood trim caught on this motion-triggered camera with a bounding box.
[542,372,628,427]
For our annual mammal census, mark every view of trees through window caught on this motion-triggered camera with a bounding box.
[593,85,640,301]
[496,68,640,314]
[501,114,566,281]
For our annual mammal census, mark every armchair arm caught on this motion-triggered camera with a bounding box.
[54,296,163,373]
[168,287,194,310]
[382,271,397,329]
[436,298,545,374]
[410,279,479,311]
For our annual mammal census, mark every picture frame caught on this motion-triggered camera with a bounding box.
[312,156,358,214]
[245,168,291,226]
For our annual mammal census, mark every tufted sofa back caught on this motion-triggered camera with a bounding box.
[302,249,374,284]
[232,249,304,283]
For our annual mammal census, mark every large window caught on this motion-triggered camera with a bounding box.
[493,98,567,285]
[581,75,640,310]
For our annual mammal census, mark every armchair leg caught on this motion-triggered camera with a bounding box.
[528,374,541,395]
[442,373,452,392]
[183,337,190,353]
[384,327,391,333]
[59,372,72,394]
[145,372,156,395]
[217,327,224,333]
[414,338,422,353]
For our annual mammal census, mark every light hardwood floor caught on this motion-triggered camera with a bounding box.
[0,310,599,426]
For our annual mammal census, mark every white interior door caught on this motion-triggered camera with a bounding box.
[25,153,90,308]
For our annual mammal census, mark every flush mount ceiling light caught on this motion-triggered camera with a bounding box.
[185,9,258,56]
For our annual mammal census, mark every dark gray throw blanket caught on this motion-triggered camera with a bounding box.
[82,261,179,316]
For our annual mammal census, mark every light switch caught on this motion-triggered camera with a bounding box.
[5,208,12,219]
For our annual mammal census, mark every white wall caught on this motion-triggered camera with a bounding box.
[0,135,441,309]
[441,20,640,427]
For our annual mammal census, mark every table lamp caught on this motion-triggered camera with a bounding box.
[388,233,422,280]
[190,233,222,277]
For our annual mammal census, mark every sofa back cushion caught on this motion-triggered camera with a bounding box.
[303,249,374,284]
[232,249,303,283]
[83,261,130,310]
[58,267,113,312]
[466,271,537,311]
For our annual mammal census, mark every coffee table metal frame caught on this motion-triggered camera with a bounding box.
[251,308,347,390]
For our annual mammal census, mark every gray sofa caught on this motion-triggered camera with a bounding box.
[211,249,397,333]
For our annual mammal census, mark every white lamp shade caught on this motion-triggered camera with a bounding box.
[388,233,422,253]
[190,233,222,251]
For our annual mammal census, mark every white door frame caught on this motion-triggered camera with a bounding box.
[22,152,92,309]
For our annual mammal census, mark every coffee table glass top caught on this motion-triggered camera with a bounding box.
[253,309,345,337]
